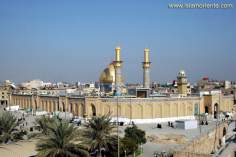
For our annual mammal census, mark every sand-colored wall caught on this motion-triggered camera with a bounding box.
[10,94,234,120]
[174,122,228,157]
[85,97,201,119]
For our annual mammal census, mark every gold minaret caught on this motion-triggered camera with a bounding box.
[143,48,151,88]
[113,46,123,95]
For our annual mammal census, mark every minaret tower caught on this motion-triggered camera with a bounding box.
[113,47,123,96]
[177,70,188,97]
[143,48,151,88]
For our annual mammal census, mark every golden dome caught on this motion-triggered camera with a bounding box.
[99,63,115,83]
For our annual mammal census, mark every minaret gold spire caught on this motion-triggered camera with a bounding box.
[143,48,151,68]
[144,48,150,63]
[115,46,121,62]
[113,46,123,96]
[143,48,151,88]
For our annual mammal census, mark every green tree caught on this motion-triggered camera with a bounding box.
[124,125,146,145]
[0,111,25,143]
[35,116,57,135]
[120,137,138,156]
[83,114,117,157]
[36,119,89,157]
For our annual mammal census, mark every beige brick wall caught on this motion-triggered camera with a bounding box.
[174,122,228,157]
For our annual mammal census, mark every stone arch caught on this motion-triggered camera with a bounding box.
[35,99,38,110]
[24,99,26,108]
[22,99,24,108]
[80,103,85,117]
[69,103,73,114]
[205,105,209,114]
[28,99,30,108]
[45,101,48,112]
[214,103,219,119]
[53,101,56,112]
[56,101,59,111]
[223,127,226,136]
[91,104,96,116]
[24,99,27,108]
[62,102,65,112]
[74,103,78,116]
[42,100,45,111]
[27,99,30,108]
[25,99,28,108]
[49,101,52,112]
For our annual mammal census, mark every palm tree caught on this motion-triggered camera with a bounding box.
[83,114,117,157]
[36,119,89,157]
[35,116,56,135]
[0,111,24,143]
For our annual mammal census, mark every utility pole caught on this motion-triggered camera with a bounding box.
[117,95,120,157]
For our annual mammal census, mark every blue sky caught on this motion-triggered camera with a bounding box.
[0,0,235,83]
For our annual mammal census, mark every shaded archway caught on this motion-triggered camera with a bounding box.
[57,102,60,111]
[35,100,38,110]
[223,127,226,136]
[62,102,65,112]
[48,101,51,112]
[52,101,56,112]
[45,101,48,112]
[75,103,78,116]
[41,101,44,111]
[214,103,219,119]
[91,104,96,116]
[205,106,209,114]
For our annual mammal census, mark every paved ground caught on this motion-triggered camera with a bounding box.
[218,141,236,157]
[216,122,236,157]
[0,139,37,157]
[119,120,234,157]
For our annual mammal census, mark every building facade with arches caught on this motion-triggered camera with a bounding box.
[10,92,234,123]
